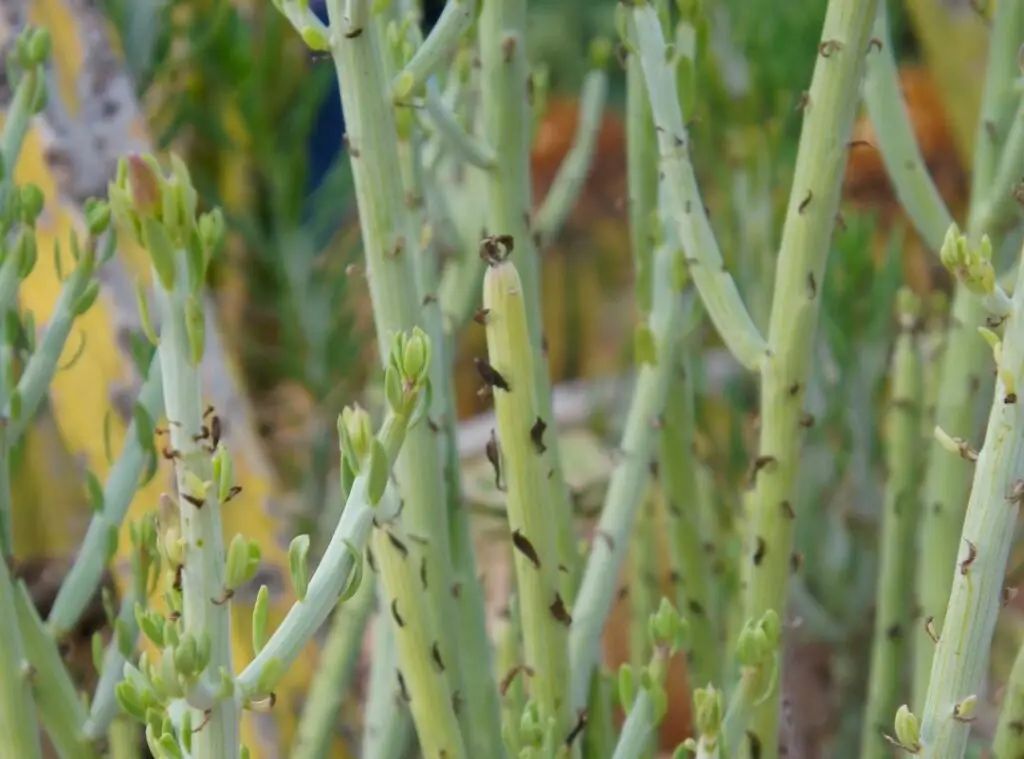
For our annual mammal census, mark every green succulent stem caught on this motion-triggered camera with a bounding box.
[0,556,45,759]
[152,252,237,758]
[861,2,954,253]
[288,554,375,759]
[660,353,719,688]
[48,356,164,637]
[370,487,467,759]
[913,0,1024,704]
[12,571,100,759]
[478,0,576,589]
[568,237,694,716]
[993,638,1024,758]
[628,4,768,371]
[736,0,879,753]
[916,247,1024,758]
[237,400,417,695]
[482,252,570,737]
[322,0,465,715]
[361,612,414,759]
[859,295,923,759]
[393,0,478,101]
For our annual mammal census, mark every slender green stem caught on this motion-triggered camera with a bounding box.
[393,0,478,100]
[483,252,570,736]
[862,2,953,253]
[361,611,414,759]
[478,0,577,587]
[629,6,768,371]
[916,249,1024,758]
[48,356,163,636]
[153,258,237,758]
[913,0,1024,705]
[370,487,467,759]
[993,638,1024,759]
[859,294,922,759]
[568,240,694,715]
[531,67,609,248]
[289,555,374,759]
[736,1,878,753]
[0,556,45,759]
[323,0,463,714]
[626,24,658,323]
[12,572,100,759]
[660,352,718,688]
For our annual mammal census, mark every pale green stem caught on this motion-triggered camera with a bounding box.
[423,79,497,170]
[393,0,478,100]
[625,29,658,321]
[0,556,45,759]
[108,719,142,759]
[861,1,953,253]
[6,238,102,445]
[610,647,670,759]
[361,611,414,759]
[153,260,236,758]
[12,574,100,759]
[917,251,1024,757]
[531,68,609,248]
[483,255,570,737]
[288,555,374,759]
[737,0,879,754]
[236,406,413,694]
[859,307,922,759]
[583,668,616,759]
[497,590,525,757]
[660,352,719,687]
[478,0,576,588]
[568,241,694,715]
[84,580,144,740]
[370,484,467,759]
[324,0,462,711]
[48,356,163,636]
[720,663,771,757]
[993,639,1024,758]
[914,0,1024,705]
[629,7,768,371]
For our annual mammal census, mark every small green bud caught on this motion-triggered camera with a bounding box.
[757,609,782,648]
[226,533,262,591]
[252,585,269,654]
[135,280,159,346]
[198,208,225,258]
[893,704,921,751]
[588,37,613,69]
[400,326,431,383]
[693,684,723,737]
[289,534,312,602]
[180,711,194,753]
[26,28,52,64]
[173,632,201,680]
[340,404,375,465]
[393,70,417,100]
[367,439,389,506]
[618,663,637,708]
[91,632,105,675]
[954,694,978,722]
[300,24,331,51]
[141,216,177,290]
[136,606,166,648]
[214,444,235,504]
[85,198,112,236]
[14,228,38,279]
[74,281,101,316]
[115,680,148,721]
[20,184,44,224]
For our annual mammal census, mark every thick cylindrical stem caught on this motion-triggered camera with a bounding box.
[478,0,576,588]
[154,269,238,758]
[917,251,1024,757]
[483,254,570,735]
[739,0,878,754]
[0,558,44,759]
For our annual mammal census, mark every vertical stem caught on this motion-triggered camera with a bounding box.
[0,556,44,759]
[740,1,878,754]
[154,262,238,758]
[478,0,577,590]
[859,295,922,759]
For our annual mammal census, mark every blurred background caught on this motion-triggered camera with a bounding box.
[5,0,1005,755]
